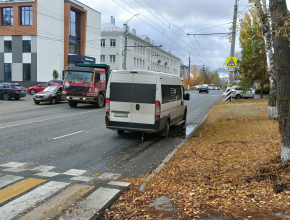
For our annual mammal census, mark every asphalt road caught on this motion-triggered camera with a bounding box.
[0,90,224,219]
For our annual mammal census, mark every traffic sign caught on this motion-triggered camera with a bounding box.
[226,57,237,67]
[228,67,235,71]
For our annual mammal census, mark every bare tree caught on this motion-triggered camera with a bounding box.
[269,0,290,162]
[254,0,278,119]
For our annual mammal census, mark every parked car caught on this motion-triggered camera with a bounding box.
[28,82,59,95]
[217,87,221,90]
[0,83,26,100]
[199,86,209,93]
[232,87,255,99]
[48,79,63,85]
[208,86,214,90]
[33,85,64,105]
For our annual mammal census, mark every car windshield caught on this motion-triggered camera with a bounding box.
[43,86,58,93]
[64,71,93,83]
[11,85,24,90]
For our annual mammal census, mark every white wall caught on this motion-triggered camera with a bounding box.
[37,0,65,82]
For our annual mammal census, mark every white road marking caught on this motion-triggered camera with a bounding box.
[63,169,87,176]
[70,176,94,182]
[108,181,131,187]
[2,168,26,173]
[0,162,26,168]
[0,110,100,130]
[62,187,120,219]
[0,181,69,220]
[0,175,23,188]
[98,173,121,180]
[34,171,61,177]
[53,130,84,140]
[31,165,55,172]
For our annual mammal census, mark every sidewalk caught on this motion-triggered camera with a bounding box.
[104,99,290,220]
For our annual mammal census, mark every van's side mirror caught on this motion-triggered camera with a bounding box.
[184,93,190,101]
[95,73,100,83]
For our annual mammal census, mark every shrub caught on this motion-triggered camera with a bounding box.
[255,86,270,94]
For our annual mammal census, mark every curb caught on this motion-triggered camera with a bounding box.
[139,103,219,191]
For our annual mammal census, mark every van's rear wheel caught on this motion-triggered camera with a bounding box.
[159,119,169,137]
[117,130,125,134]
[95,94,105,108]
[68,100,78,107]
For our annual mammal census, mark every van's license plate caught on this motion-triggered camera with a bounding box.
[114,112,128,117]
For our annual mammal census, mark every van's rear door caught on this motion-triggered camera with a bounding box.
[109,73,133,128]
[131,73,156,130]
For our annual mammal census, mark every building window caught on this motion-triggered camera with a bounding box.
[143,60,145,67]
[4,41,12,53]
[137,58,139,66]
[23,64,31,81]
[20,6,33,25]
[134,57,136,65]
[100,55,105,62]
[101,39,105,47]
[143,47,145,54]
[23,40,31,53]
[110,39,116,47]
[4,63,12,81]
[110,55,115,62]
[2,7,13,26]
[69,10,81,54]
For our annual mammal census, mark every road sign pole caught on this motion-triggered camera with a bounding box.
[227,0,238,89]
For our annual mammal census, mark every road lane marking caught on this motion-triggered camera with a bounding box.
[31,165,55,172]
[63,169,87,176]
[34,171,61,177]
[0,181,69,220]
[53,130,84,140]
[0,178,46,204]
[108,181,131,187]
[0,175,23,188]
[0,110,101,130]
[0,162,26,168]
[19,184,94,220]
[62,187,120,219]
[98,173,121,180]
[70,176,94,182]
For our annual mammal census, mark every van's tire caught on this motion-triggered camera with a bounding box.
[117,130,125,134]
[68,100,78,107]
[34,102,40,105]
[181,110,187,125]
[95,94,105,108]
[235,94,241,100]
[159,119,170,137]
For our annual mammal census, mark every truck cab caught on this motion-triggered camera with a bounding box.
[62,64,110,107]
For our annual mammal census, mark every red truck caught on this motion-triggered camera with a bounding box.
[62,63,110,108]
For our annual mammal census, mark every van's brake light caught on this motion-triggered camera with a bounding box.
[105,98,110,116]
[155,101,161,119]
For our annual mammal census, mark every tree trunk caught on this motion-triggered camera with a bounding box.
[260,82,264,99]
[255,0,278,119]
[270,0,290,162]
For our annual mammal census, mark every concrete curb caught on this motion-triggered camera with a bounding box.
[139,103,219,191]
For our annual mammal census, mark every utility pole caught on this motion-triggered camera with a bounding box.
[188,54,191,89]
[227,0,238,88]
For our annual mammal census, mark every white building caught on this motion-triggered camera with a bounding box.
[0,0,101,87]
[100,16,181,75]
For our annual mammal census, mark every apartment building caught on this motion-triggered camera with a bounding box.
[101,16,181,76]
[0,0,101,87]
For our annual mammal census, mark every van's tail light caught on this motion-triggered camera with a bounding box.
[105,98,110,116]
[155,101,161,119]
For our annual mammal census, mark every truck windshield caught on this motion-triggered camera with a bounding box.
[64,71,94,83]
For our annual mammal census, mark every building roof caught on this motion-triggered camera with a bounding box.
[180,63,188,68]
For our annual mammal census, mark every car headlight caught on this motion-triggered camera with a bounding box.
[62,91,67,94]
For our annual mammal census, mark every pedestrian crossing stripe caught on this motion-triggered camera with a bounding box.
[0,174,131,220]
[226,57,237,67]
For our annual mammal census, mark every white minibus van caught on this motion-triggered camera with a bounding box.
[105,70,190,136]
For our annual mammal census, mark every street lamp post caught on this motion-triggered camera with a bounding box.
[124,14,139,70]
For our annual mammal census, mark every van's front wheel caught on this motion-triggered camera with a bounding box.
[159,119,169,137]
[68,100,78,107]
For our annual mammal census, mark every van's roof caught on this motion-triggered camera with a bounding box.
[111,70,181,77]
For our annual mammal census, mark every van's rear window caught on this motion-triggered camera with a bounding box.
[110,82,156,104]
